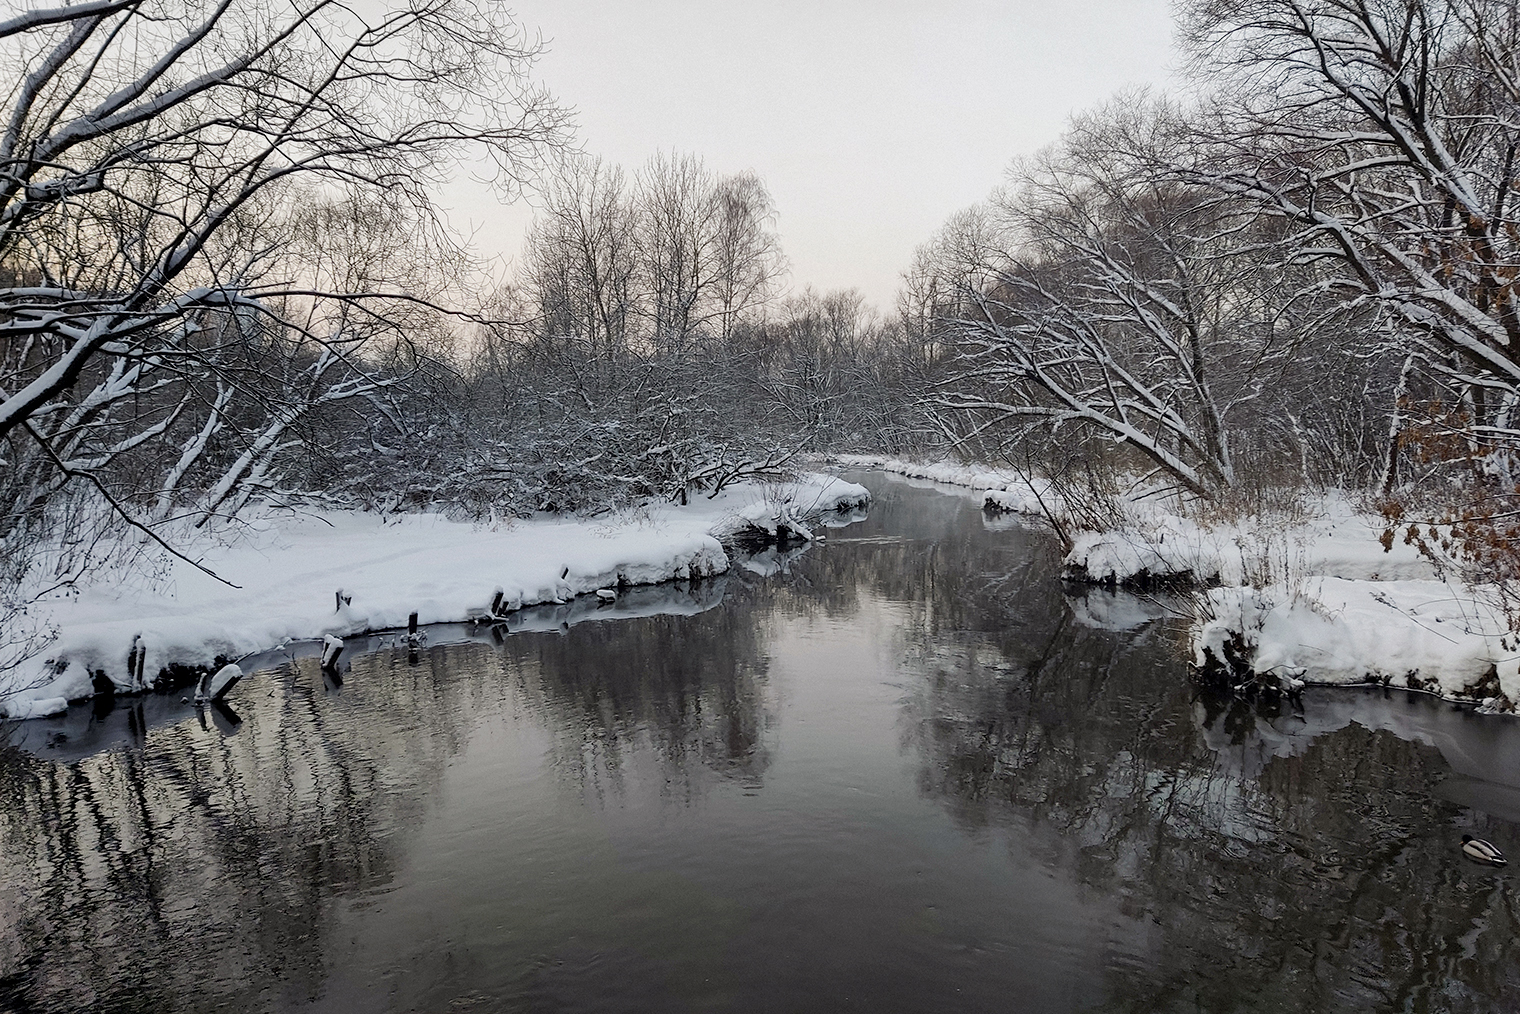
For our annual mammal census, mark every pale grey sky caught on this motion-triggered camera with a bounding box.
[451,1,1179,312]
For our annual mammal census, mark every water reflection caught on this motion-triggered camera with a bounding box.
[0,473,1518,1012]
[509,595,777,801]
[889,471,1520,1011]
[0,654,428,1011]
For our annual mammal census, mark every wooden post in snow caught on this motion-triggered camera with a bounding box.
[406,611,423,662]
[320,635,344,672]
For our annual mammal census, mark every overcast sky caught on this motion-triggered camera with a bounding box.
[451,1,1179,312]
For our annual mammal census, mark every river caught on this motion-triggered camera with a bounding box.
[1,471,1518,1012]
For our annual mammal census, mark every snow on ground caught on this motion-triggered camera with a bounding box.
[5,473,870,718]
[1193,578,1520,707]
[836,454,1512,707]
[1072,494,1516,706]
[1065,491,1435,587]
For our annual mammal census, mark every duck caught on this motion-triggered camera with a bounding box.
[1462,834,1507,866]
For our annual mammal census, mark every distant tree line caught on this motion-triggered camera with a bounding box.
[0,0,932,674]
[401,150,939,516]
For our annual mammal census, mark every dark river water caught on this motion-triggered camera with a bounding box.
[4,472,1520,1013]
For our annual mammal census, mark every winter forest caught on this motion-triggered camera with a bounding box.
[8,0,1520,698]
[12,1,1520,1010]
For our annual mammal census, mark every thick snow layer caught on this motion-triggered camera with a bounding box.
[790,473,871,513]
[5,474,863,718]
[1193,578,1520,705]
[982,483,1059,515]
[1066,492,1434,587]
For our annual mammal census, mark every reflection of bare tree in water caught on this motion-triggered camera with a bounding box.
[0,585,779,1013]
[502,602,776,803]
[0,648,479,1013]
[895,555,1520,1011]
[805,478,1520,1009]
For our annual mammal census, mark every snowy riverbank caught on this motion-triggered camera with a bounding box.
[837,455,1520,709]
[1192,578,1520,707]
[4,474,870,719]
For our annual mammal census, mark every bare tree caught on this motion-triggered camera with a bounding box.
[1182,0,1520,437]
[1176,0,1520,588]
[931,102,1304,496]
[1,0,561,434]
[0,0,565,672]
[710,170,784,342]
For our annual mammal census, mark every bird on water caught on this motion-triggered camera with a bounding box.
[1462,835,1507,866]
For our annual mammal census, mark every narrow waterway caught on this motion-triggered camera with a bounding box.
[2,472,1519,1013]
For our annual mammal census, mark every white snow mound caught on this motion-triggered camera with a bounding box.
[1193,578,1520,704]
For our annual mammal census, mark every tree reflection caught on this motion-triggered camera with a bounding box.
[878,479,1520,1011]
[0,582,782,1012]
[0,648,474,1013]
[501,595,777,802]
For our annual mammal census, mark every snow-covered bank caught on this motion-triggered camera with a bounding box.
[833,454,1024,493]
[1193,579,1520,709]
[5,474,870,719]
[8,578,737,758]
[831,454,1058,516]
[836,455,1517,710]
[1060,494,1517,707]
[1064,492,1435,587]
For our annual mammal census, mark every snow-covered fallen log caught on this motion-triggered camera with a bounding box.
[789,472,872,513]
[732,502,816,543]
[713,474,871,545]
[981,481,1059,515]
[196,663,243,703]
